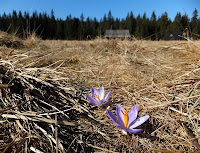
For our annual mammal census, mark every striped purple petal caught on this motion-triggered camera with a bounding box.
[104,90,111,101]
[85,94,99,106]
[116,105,125,128]
[99,99,105,105]
[129,115,149,129]
[107,110,125,129]
[126,128,143,134]
[99,87,104,100]
[91,88,98,97]
[127,104,138,128]
[106,110,118,126]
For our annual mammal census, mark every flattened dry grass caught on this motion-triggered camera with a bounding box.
[0,32,200,152]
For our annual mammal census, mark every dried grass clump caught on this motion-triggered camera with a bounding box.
[0,31,200,152]
[0,31,24,48]
[23,32,40,48]
[0,59,110,152]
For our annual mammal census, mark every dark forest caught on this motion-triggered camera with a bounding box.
[0,9,200,40]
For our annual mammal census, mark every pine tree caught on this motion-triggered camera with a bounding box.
[79,13,85,40]
[85,17,92,39]
[150,11,157,40]
[181,13,189,31]
[141,13,149,38]
[129,11,136,35]
[0,12,8,31]
[135,14,142,39]
[37,12,43,38]
[72,17,80,40]
[107,10,114,29]
[48,9,56,39]
[24,11,30,38]
[123,12,136,34]
[191,8,199,39]
[64,14,73,40]
[11,10,18,34]
[157,12,171,39]
[17,11,24,37]
[56,19,64,39]
[114,18,121,30]
[41,12,49,39]
[171,12,182,33]
[93,17,99,38]
[101,14,108,35]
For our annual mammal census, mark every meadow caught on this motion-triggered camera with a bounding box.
[0,31,200,152]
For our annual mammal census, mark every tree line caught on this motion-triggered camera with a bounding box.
[0,9,200,40]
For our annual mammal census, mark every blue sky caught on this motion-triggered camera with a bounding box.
[0,0,200,21]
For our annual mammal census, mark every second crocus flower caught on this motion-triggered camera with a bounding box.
[86,87,111,106]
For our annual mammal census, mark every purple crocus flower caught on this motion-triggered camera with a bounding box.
[106,104,149,134]
[85,87,111,106]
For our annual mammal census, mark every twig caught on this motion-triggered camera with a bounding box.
[30,146,44,153]
[38,99,69,118]
[34,123,64,152]
[0,101,27,113]
[169,107,192,117]
[55,114,58,153]
[86,143,117,153]
[152,149,177,153]
[1,114,77,126]
[148,94,200,108]
[66,137,77,152]
[2,123,24,153]
[0,84,13,88]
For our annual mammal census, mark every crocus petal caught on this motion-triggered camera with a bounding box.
[126,129,143,134]
[116,105,125,128]
[89,100,99,106]
[85,94,99,105]
[91,88,98,97]
[106,110,120,126]
[127,104,138,128]
[99,87,104,100]
[99,99,105,105]
[116,124,126,130]
[129,115,149,129]
[104,91,111,101]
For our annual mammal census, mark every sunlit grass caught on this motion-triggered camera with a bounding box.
[0,31,200,152]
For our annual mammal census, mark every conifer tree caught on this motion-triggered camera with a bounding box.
[135,14,142,39]
[80,13,85,40]
[150,11,157,40]
[129,11,136,35]
[11,10,18,33]
[101,14,109,35]
[49,9,56,39]
[108,11,114,29]
[157,12,171,39]
[41,12,48,39]
[55,19,64,39]
[191,8,199,38]
[181,13,189,30]
[17,11,24,37]
[141,13,149,38]
[171,12,182,33]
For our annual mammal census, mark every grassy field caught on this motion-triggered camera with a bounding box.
[0,31,200,152]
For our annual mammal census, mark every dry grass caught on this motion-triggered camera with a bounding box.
[0,32,200,152]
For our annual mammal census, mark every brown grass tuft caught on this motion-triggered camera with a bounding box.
[23,32,40,47]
